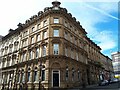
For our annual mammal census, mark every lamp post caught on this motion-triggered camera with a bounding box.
[39,61,42,90]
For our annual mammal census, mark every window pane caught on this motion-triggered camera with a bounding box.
[65,47,68,56]
[43,20,47,26]
[28,72,30,82]
[21,72,25,82]
[42,70,45,81]
[31,37,34,44]
[43,46,46,56]
[76,52,78,61]
[53,44,59,55]
[34,71,37,81]
[66,66,69,81]
[32,27,35,32]
[36,48,39,58]
[37,24,40,29]
[72,68,74,81]
[64,32,68,40]
[54,29,59,37]
[22,53,26,61]
[54,18,59,23]
[37,34,40,41]
[43,31,47,39]
[29,51,33,59]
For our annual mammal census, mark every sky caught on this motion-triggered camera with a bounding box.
[0,0,119,58]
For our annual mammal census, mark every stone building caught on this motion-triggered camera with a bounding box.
[0,1,113,90]
[100,54,114,81]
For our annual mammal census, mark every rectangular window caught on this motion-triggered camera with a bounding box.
[36,48,39,58]
[65,47,68,56]
[43,46,46,56]
[76,52,78,61]
[43,31,47,39]
[54,18,59,23]
[64,32,68,40]
[54,29,59,37]
[53,44,59,55]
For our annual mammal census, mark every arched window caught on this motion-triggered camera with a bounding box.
[78,69,80,80]
[37,34,41,42]
[34,67,37,82]
[41,65,45,81]
[21,69,25,83]
[32,27,35,32]
[17,70,21,82]
[43,31,47,39]
[66,66,69,81]
[37,24,40,29]
[27,68,31,82]
[72,68,74,81]
[29,50,33,60]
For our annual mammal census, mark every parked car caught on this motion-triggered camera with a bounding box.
[110,78,119,83]
[98,80,109,86]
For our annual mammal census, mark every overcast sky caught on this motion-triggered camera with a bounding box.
[0,0,119,58]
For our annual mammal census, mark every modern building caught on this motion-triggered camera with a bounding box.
[0,1,114,90]
[111,51,120,79]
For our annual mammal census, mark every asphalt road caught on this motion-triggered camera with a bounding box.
[68,82,120,90]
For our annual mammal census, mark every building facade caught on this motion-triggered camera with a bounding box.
[0,1,113,90]
[111,51,120,80]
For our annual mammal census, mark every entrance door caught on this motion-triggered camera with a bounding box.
[53,71,59,87]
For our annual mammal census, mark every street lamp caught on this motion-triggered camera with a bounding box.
[39,61,42,90]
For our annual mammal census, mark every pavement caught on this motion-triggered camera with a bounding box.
[67,82,120,90]
[67,84,98,90]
